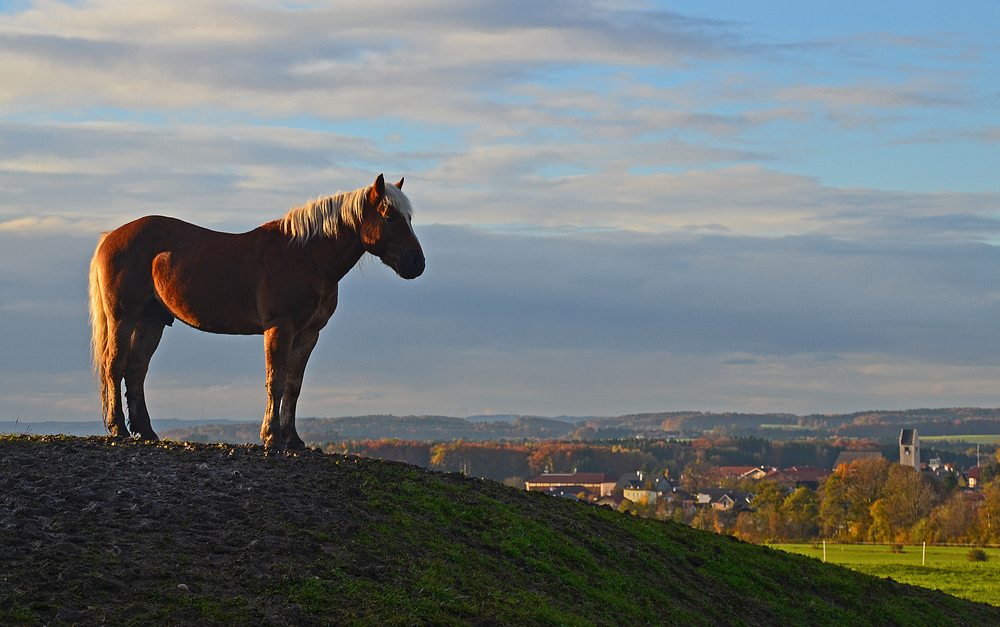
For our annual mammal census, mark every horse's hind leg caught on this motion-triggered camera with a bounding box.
[124,306,169,441]
[279,331,319,450]
[103,317,135,438]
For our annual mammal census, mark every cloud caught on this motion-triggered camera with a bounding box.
[2,115,997,242]
[0,1,998,422]
[776,80,968,108]
[0,0,749,119]
[4,221,1000,420]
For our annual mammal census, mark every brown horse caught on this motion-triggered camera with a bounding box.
[88,174,424,449]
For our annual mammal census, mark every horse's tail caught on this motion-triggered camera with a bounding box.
[88,233,110,420]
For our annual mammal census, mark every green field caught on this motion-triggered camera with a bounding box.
[920,434,1000,444]
[772,543,1000,606]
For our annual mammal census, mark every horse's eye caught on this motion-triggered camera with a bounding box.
[384,213,396,223]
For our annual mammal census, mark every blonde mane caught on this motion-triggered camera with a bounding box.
[280,183,412,244]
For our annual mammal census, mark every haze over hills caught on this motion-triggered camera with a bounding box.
[149,407,1000,445]
[8,407,1000,445]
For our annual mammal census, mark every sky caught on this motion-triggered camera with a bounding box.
[1,0,999,428]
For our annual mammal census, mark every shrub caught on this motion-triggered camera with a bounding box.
[890,543,904,554]
[967,548,988,562]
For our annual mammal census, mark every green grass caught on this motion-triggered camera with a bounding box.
[772,543,1000,606]
[920,435,1000,444]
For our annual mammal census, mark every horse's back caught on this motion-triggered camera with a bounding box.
[97,216,273,334]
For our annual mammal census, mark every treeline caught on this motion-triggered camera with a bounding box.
[327,440,658,482]
[162,415,582,444]
[160,408,1000,445]
[324,436,979,484]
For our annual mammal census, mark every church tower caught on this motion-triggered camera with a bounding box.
[899,429,920,470]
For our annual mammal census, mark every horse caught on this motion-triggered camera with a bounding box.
[88,174,424,449]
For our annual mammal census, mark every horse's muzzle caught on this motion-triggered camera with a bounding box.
[398,248,425,279]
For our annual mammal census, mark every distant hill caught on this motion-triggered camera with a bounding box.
[160,414,582,444]
[157,407,1000,445]
[2,434,997,626]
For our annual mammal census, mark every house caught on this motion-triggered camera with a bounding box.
[763,466,831,490]
[833,451,884,469]
[922,457,958,484]
[541,486,593,500]
[713,466,771,481]
[617,471,673,494]
[660,488,696,514]
[696,488,752,511]
[525,472,618,498]
[965,466,983,490]
[622,487,659,505]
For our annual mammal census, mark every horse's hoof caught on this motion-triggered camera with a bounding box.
[284,437,306,451]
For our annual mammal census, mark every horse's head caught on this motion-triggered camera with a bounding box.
[361,174,425,279]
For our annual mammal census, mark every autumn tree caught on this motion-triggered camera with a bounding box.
[880,464,937,540]
[926,492,977,543]
[819,458,890,541]
[977,484,1000,544]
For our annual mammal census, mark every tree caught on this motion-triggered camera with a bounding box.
[881,464,937,540]
[750,480,789,541]
[868,499,893,543]
[927,492,976,543]
[978,484,1000,544]
[819,458,890,541]
[819,469,849,538]
[781,487,819,540]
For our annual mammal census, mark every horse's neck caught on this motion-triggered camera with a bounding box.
[313,230,367,283]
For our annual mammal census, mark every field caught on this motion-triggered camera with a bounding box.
[920,435,1000,444]
[772,543,1000,606]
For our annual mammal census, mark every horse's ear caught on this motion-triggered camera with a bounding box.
[395,177,404,190]
[370,173,386,203]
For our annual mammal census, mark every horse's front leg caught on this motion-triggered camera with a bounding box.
[261,325,293,449]
[280,331,320,450]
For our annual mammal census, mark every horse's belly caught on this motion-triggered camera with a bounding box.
[152,252,262,335]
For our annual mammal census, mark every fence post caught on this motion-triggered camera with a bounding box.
[922,541,926,566]
[823,540,827,563]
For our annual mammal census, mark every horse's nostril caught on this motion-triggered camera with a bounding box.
[401,249,424,278]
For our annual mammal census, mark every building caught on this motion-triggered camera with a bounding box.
[899,429,920,470]
[763,466,832,490]
[525,472,618,498]
[616,471,673,493]
[695,488,753,511]
[833,450,884,469]
[622,486,659,505]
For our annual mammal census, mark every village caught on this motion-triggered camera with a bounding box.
[523,429,997,545]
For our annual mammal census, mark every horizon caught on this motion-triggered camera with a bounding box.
[2,1,999,426]
[6,404,1000,438]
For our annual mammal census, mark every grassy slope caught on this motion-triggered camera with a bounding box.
[1,436,998,626]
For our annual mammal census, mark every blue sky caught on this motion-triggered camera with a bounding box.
[0,0,998,426]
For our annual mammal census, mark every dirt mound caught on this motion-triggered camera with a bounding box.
[1,435,998,626]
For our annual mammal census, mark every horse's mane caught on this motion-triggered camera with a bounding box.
[280,183,412,244]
